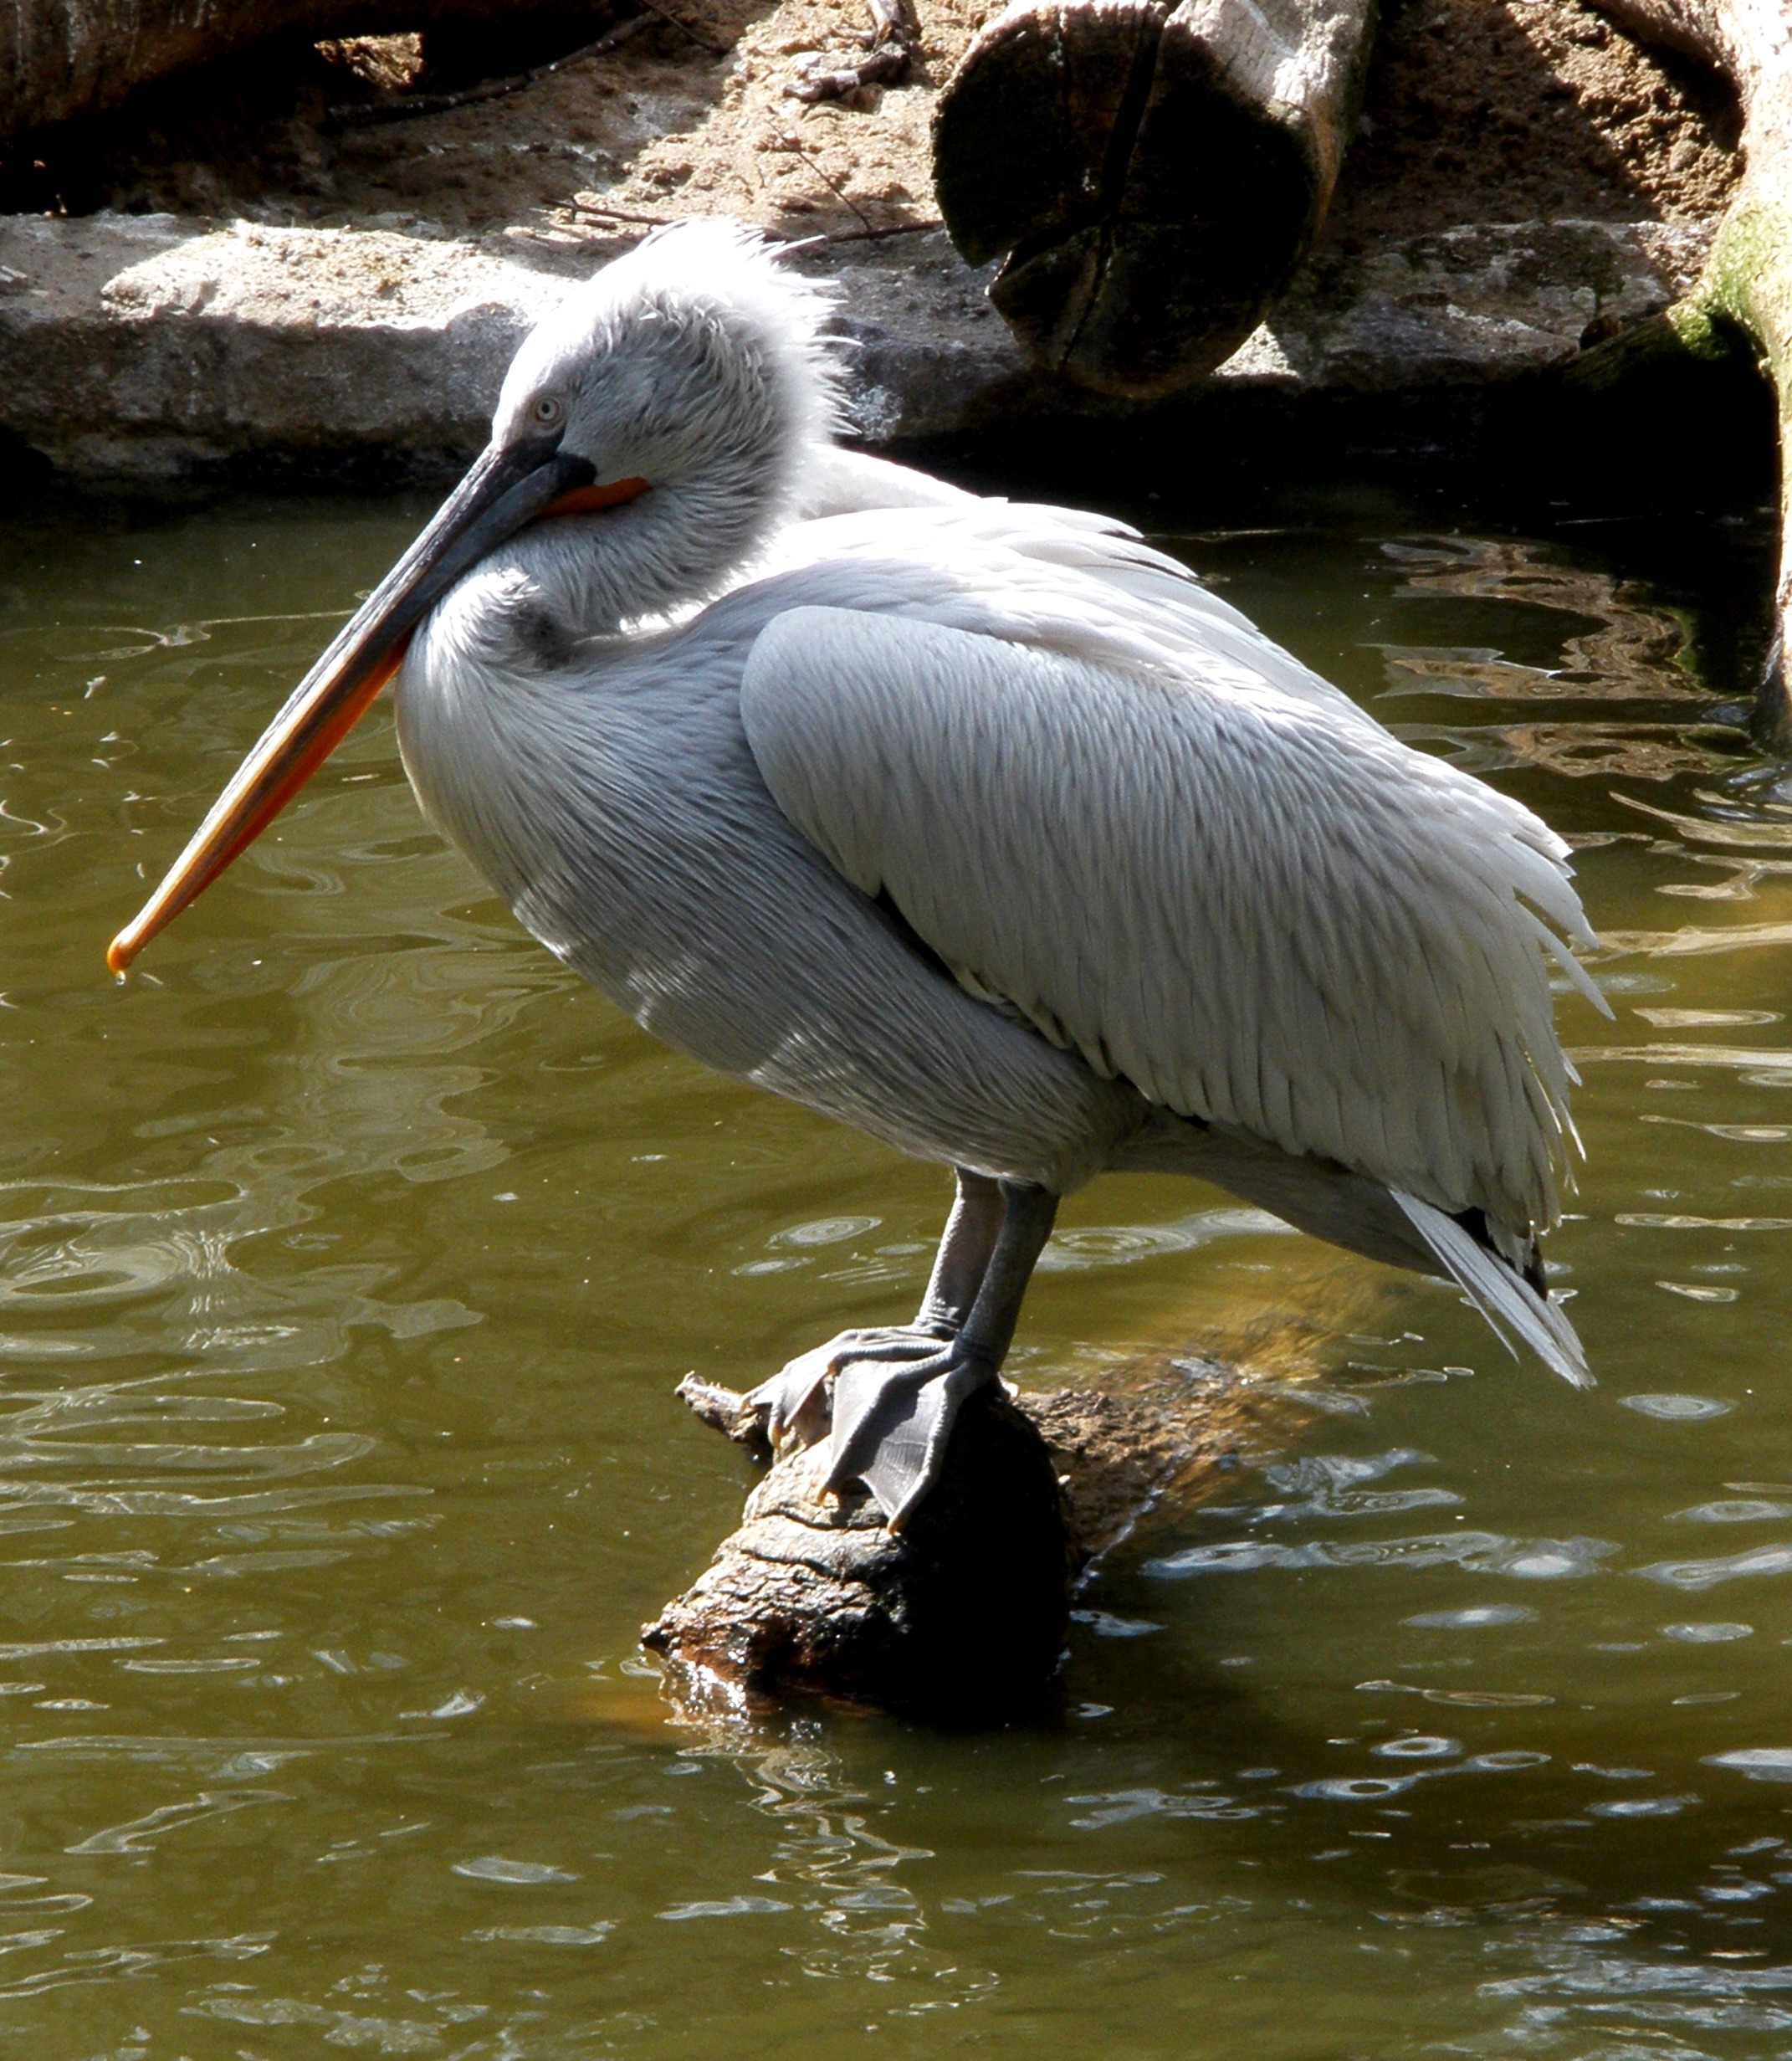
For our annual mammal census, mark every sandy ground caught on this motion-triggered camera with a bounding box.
[1329,0,1738,244]
[0,0,1740,253]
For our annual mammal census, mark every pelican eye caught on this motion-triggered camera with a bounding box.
[531,395,565,428]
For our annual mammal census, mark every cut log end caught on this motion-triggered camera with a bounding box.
[932,0,1371,399]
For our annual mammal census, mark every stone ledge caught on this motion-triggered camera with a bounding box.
[0,211,1717,478]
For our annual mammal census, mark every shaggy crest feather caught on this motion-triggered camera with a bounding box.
[497,220,843,516]
[446,224,850,640]
[625,219,847,452]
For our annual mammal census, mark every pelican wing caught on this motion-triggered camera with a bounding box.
[740,599,1605,1237]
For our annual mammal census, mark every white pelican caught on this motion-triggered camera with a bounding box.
[109,221,1606,1527]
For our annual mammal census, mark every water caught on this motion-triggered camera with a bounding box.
[1,471,1791,2058]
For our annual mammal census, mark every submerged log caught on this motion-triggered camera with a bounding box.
[931,0,1378,398]
[1576,0,1792,746]
[643,1360,1274,1719]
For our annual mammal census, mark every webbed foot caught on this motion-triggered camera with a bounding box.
[826,1340,1000,1528]
[739,1172,1057,1529]
[745,1325,951,1459]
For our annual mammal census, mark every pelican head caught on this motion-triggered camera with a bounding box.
[106,220,841,973]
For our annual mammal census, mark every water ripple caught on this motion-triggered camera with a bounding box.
[1145,1531,1615,1580]
[1636,1545,1792,1591]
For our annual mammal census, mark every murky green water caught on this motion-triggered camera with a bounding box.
[3,469,1792,2058]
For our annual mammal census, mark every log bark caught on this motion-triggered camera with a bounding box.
[643,1380,1075,1720]
[1580,0,1792,746]
[931,0,1377,399]
[2,0,617,141]
[643,1360,1293,1720]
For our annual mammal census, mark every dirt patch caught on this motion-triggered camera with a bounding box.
[1327,0,1740,247]
[0,0,1741,248]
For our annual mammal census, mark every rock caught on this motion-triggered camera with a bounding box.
[0,209,1716,477]
[1230,218,1714,392]
[1585,0,1792,745]
[0,211,561,475]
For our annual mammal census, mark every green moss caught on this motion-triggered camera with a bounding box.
[1705,193,1792,393]
[1663,294,1737,361]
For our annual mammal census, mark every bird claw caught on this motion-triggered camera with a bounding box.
[826,1340,997,1528]
[745,1324,950,1459]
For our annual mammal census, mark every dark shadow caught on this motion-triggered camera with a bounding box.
[0,0,770,226]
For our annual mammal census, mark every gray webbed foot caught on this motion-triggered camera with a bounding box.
[826,1341,1000,1528]
[745,1325,951,1459]
[740,1171,1057,1530]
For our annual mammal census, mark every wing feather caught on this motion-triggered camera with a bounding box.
[738,582,1602,1238]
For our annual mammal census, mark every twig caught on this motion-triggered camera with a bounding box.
[784,0,919,100]
[772,133,875,236]
[569,199,687,228]
[567,197,942,246]
[587,17,658,54]
[635,0,725,54]
[817,218,941,244]
[326,71,543,126]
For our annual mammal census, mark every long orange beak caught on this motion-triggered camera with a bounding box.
[106,436,635,974]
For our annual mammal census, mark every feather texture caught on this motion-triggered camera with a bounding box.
[738,508,1608,1249]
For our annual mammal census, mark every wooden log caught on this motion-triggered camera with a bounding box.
[1,0,622,142]
[931,0,1378,399]
[643,1381,1073,1720]
[643,1360,1293,1720]
[1577,0,1792,746]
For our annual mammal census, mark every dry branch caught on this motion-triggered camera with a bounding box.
[645,1361,1290,1719]
[784,0,919,101]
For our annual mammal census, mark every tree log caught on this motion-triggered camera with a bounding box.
[931,0,1377,399]
[643,1380,1075,1720]
[1579,0,1792,746]
[643,1360,1293,1720]
[1,0,622,142]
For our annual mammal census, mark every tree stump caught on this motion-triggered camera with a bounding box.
[1576,0,1792,746]
[643,1357,1281,1720]
[931,0,1378,398]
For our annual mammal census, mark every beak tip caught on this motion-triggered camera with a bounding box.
[105,935,134,976]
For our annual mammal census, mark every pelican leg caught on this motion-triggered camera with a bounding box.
[745,1170,1004,1458]
[828,1179,1059,1528]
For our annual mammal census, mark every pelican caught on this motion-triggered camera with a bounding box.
[108,221,1607,1527]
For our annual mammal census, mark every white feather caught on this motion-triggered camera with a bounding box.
[1393,1192,1591,1387]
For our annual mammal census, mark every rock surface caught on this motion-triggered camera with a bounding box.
[0,208,1718,476]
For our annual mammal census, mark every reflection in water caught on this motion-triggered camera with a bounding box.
[0,491,1790,2053]
[1374,536,1747,782]
[1399,718,1746,782]
[1375,536,1702,701]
